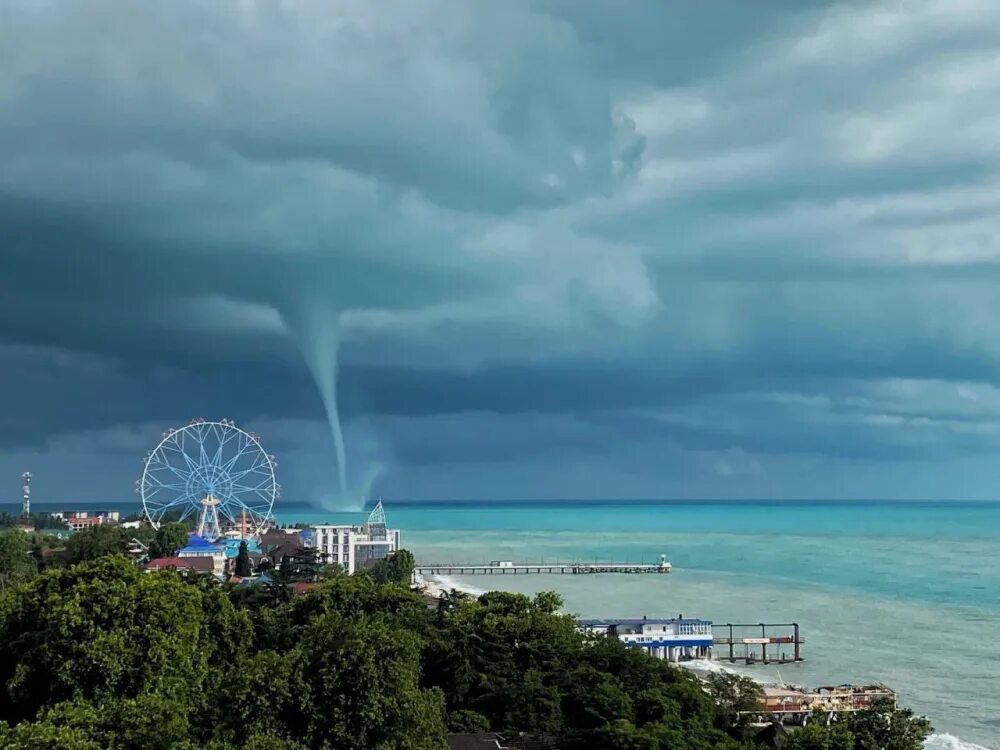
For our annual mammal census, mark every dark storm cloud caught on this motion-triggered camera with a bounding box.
[5,0,1000,502]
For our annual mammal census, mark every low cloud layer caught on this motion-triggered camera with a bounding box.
[4,0,1000,503]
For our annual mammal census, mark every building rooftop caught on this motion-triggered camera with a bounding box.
[145,556,215,572]
[184,533,224,549]
[221,537,261,558]
[577,617,713,627]
[233,572,274,587]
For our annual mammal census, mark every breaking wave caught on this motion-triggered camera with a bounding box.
[431,574,486,596]
[924,734,992,750]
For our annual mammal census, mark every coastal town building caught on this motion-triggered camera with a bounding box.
[578,616,714,662]
[258,528,306,568]
[745,683,896,726]
[176,532,262,576]
[144,556,215,574]
[176,533,229,575]
[305,501,400,575]
[51,510,120,531]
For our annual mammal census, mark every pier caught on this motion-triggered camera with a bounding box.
[414,562,671,576]
[415,555,671,576]
[577,618,805,665]
[713,623,804,664]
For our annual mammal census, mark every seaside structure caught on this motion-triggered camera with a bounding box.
[579,616,714,662]
[745,683,896,726]
[414,555,672,577]
[715,623,804,664]
[305,500,401,574]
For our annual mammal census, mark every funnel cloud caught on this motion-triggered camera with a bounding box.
[280,296,349,505]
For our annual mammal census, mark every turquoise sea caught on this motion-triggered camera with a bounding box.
[285,501,999,749]
[13,500,998,747]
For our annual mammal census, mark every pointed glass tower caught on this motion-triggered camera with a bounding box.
[363,499,387,541]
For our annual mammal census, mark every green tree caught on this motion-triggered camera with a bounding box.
[28,535,54,571]
[149,523,190,559]
[278,547,320,582]
[0,555,252,726]
[446,709,490,733]
[317,562,344,579]
[64,525,128,564]
[784,713,854,750]
[423,591,580,732]
[30,514,70,531]
[704,672,763,727]
[301,613,446,748]
[368,548,416,584]
[0,693,198,750]
[0,712,102,750]
[0,530,37,594]
[562,665,634,729]
[848,699,932,750]
[234,540,253,577]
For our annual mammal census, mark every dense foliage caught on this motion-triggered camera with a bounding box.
[0,539,933,749]
[366,548,416,584]
[148,522,191,559]
[0,512,70,531]
[0,532,37,594]
[234,541,253,577]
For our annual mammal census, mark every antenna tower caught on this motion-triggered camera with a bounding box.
[21,472,32,518]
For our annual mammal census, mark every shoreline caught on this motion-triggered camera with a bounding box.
[413,572,993,750]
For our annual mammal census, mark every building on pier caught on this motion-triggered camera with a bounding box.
[578,616,713,662]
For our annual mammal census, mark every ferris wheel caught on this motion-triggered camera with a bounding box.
[138,418,278,538]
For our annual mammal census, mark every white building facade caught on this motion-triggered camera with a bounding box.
[578,617,714,663]
[306,501,401,575]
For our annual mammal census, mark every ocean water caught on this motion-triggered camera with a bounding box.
[282,501,1000,749]
[12,500,997,747]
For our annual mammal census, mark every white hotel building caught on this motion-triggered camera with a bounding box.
[305,501,401,575]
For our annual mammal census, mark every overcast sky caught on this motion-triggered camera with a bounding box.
[5,0,1000,506]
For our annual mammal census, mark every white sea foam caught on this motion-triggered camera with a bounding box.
[924,734,993,750]
[427,574,487,597]
[679,658,781,684]
[680,658,744,676]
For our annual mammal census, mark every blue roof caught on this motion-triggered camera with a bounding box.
[578,617,713,627]
[184,533,221,549]
[178,533,225,556]
[221,538,261,558]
